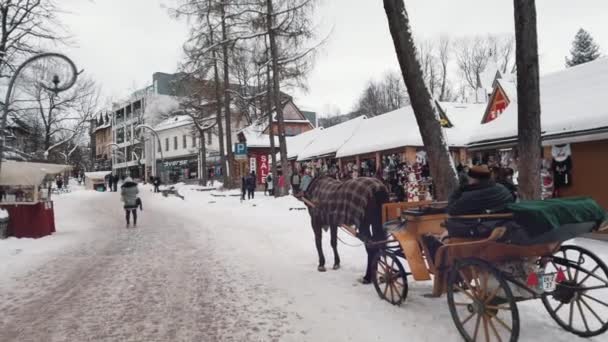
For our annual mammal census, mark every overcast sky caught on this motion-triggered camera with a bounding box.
[61,0,608,116]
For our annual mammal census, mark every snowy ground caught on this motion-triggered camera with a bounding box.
[0,184,607,341]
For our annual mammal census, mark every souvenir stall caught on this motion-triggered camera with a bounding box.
[0,161,71,238]
[84,171,112,191]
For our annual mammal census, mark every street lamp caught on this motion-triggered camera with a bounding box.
[136,124,165,182]
[0,53,78,174]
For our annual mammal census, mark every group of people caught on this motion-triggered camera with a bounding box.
[105,174,121,192]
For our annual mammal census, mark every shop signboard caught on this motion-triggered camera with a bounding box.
[257,154,269,184]
[235,143,247,160]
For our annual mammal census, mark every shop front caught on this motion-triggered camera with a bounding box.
[158,155,198,184]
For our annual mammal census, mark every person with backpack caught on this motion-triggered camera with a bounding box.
[120,177,141,228]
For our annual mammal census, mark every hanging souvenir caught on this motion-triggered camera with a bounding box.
[551,144,571,162]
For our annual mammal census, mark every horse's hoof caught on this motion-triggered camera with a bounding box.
[317,266,326,272]
[333,264,340,270]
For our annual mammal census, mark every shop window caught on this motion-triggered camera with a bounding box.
[165,138,169,151]
[174,136,178,150]
[183,135,187,149]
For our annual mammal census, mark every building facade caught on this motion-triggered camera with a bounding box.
[92,112,113,171]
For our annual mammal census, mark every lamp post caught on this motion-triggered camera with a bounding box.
[136,124,165,182]
[0,53,78,174]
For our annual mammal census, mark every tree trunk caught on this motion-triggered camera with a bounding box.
[212,50,227,187]
[383,0,458,200]
[221,3,234,188]
[513,0,542,200]
[266,0,291,196]
[199,129,208,185]
[266,65,279,197]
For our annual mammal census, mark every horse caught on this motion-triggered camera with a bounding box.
[299,176,389,276]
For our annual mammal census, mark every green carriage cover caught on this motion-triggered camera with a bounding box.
[506,197,606,238]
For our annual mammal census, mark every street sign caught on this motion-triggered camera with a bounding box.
[235,143,247,160]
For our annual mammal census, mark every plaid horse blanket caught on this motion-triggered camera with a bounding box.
[304,176,389,229]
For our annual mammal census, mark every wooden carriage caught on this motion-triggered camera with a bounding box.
[360,201,608,342]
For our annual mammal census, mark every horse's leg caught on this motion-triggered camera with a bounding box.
[313,225,326,272]
[330,225,340,270]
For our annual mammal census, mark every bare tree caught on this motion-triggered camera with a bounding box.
[514,0,541,200]
[14,76,99,161]
[0,0,66,80]
[383,0,458,201]
[354,71,408,117]
[455,36,491,91]
[437,35,451,101]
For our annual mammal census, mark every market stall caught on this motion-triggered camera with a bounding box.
[0,161,71,238]
[84,171,112,191]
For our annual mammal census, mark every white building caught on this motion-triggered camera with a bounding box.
[149,115,222,183]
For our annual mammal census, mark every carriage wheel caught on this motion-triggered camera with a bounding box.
[372,250,408,305]
[542,245,608,337]
[447,258,520,342]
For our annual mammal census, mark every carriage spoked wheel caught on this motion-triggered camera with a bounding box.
[372,250,408,305]
[542,245,608,337]
[447,258,520,342]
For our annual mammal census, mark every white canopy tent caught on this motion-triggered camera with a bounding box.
[0,161,71,186]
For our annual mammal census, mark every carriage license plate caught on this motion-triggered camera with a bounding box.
[538,272,557,292]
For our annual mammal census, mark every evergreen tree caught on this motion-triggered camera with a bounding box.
[566,28,601,67]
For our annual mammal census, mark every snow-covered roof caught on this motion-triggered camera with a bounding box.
[239,123,278,149]
[470,57,608,146]
[297,116,367,161]
[335,102,485,158]
[153,115,193,132]
[286,127,324,160]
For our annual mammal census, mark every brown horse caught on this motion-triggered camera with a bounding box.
[300,176,389,277]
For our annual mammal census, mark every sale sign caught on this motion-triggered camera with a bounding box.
[257,154,269,183]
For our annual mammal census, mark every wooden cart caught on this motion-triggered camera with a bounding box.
[360,203,608,342]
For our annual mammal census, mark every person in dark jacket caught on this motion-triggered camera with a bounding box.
[246,172,256,199]
[108,174,114,192]
[121,177,140,228]
[113,174,119,192]
[153,176,161,193]
[496,167,518,201]
[447,164,515,216]
[241,176,247,201]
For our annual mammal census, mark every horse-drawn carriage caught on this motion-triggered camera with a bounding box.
[299,175,607,341]
[352,198,608,342]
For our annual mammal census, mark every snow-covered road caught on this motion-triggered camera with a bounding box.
[0,185,607,342]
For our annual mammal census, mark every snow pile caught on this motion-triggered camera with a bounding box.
[153,115,194,132]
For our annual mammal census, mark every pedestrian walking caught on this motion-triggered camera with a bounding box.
[113,174,119,192]
[120,177,140,228]
[153,176,161,193]
[241,175,247,201]
[108,174,114,192]
[246,171,256,199]
[56,175,64,191]
[266,172,274,196]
